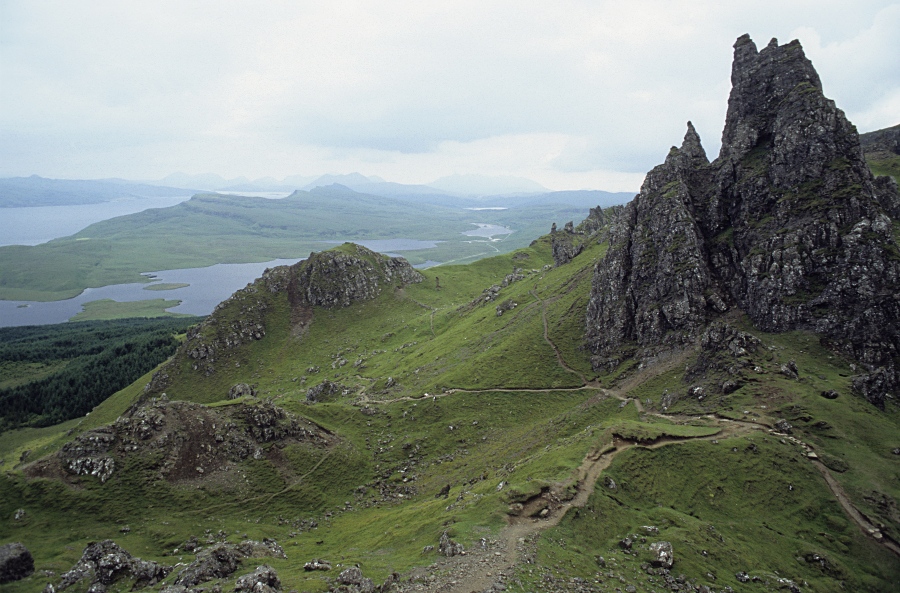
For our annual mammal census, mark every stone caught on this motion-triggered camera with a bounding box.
[649,541,674,568]
[0,542,34,584]
[820,389,839,399]
[303,559,332,571]
[173,540,285,588]
[775,419,793,434]
[338,566,363,585]
[438,531,464,557]
[235,565,281,593]
[306,380,346,403]
[55,540,171,591]
[229,383,256,399]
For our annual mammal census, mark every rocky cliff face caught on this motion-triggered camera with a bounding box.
[585,35,900,406]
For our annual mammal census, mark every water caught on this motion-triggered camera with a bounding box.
[0,259,303,327]
[462,223,513,238]
[0,197,501,326]
[0,196,193,246]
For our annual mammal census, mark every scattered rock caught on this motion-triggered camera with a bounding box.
[820,389,839,399]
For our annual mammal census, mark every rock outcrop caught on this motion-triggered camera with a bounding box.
[585,35,900,406]
[551,207,624,266]
[291,243,423,309]
[235,565,281,593]
[27,398,333,484]
[0,542,34,584]
[55,540,171,591]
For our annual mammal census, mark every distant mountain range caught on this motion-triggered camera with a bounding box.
[2,172,632,208]
[0,176,192,208]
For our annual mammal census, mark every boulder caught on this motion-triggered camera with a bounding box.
[175,543,242,587]
[303,559,332,571]
[229,383,256,399]
[774,419,793,434]
[307,380,345,403]
[438,531,464,557]
[235,565,281,593]
[0,542,34,584]
[649,541,674,568]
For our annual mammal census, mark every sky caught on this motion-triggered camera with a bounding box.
[1,1,898,192]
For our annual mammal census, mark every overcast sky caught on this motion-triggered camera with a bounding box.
[1,1,898,191]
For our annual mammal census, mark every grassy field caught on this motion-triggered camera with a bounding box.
[1,230,898,592]
[69,298,191,321]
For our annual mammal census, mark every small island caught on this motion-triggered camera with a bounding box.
[143,282,190,291]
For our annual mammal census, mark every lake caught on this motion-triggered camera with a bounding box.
[0,196,194,246]
[0,196,505,326]
[0,239,446,327]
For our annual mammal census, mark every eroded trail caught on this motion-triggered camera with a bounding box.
[396,409,759,593]
[530,289,587,384]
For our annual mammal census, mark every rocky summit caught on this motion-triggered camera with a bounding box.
[585,35,900,407]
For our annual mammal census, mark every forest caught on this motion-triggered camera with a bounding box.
[0,317,199,432]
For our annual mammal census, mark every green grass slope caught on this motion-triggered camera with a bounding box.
[1,231,898,592]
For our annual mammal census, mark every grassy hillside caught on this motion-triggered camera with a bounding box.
[1,234,897,593]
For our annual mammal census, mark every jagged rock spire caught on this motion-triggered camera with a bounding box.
[681,121,708,164]
[720,35,822,163]
[585,35,900,407]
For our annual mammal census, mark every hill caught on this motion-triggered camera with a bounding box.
[0,35,898,593]
[0,176,192,208]
[861,124,900,182]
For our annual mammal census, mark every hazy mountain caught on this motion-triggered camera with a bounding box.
[0,175,193,207]
[428,173,549,196]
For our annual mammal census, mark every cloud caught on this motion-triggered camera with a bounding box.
[1,0,897,190]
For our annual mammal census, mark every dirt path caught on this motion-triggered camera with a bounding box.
[810,460,900,557]
[530,289,588,384]
[415,418,760,593]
